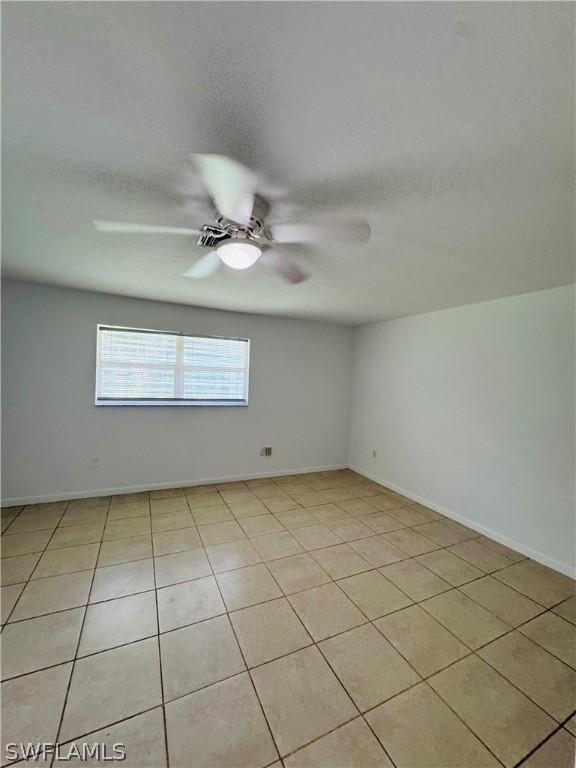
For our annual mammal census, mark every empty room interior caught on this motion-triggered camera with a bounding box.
[1,3,575,768]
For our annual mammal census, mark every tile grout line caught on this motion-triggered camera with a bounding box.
[305,580,508,767]
[49,703,166,755]
[279,713,367,765]
[149,499,171,768]
[287,609,399,766]
[209,512,389,767]
[2,502,70,626]
[50,496,112,767]
[1,504,26,535]
[205,526,285,767]
[359,714,400,768]
[513,711,576,768]
[407,597,576,764]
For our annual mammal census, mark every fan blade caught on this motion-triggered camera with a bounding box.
[94,221,201,236]
[261,249,308,284]
[269,217,370,244]
[182,251,221,279]
[191,154,256,225]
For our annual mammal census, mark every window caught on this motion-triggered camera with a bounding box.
[95,325,250,406]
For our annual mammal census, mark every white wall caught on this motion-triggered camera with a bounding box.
[3,280,574,574]
[1,281,353,503]
[349,285,575,575]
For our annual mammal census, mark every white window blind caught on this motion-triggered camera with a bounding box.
[95,325,250,406]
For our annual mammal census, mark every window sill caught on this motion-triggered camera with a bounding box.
[95,400,249,407]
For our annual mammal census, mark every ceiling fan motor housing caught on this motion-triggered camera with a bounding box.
[196,195,271,248]
[196,225,231,248]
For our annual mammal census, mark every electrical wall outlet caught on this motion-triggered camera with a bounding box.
[372,449,377,458]
[260,447,272,457]
[89,456,100,468]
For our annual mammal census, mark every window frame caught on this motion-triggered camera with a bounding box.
[94,324,250,407]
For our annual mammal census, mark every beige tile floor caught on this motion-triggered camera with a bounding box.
[1,470,575,767]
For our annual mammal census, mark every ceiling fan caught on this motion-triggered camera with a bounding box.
[94,154,370,284]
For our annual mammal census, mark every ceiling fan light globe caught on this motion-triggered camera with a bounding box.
[217,241,261,270]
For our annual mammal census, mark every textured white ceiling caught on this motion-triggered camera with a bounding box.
[2,2,574,324]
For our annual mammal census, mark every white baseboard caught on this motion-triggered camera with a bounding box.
[1,464,347,507]
[350,465,576,579]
